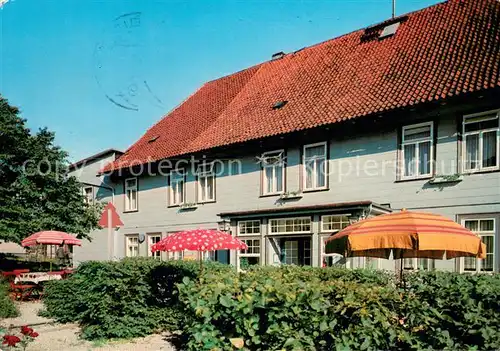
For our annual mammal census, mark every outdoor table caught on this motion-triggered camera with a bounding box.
[14,272,63,285]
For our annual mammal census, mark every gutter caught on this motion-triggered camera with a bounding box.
[81,181,115,205]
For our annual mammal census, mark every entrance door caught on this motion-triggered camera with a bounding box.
[279,237,311,266]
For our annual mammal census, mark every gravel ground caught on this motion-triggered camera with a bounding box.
[1,302,179,351]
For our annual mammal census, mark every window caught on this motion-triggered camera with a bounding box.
[169,170,185,206]
[124,178,138,211]
[238,220,261,236]
[303,142,327,190]
[461,219,495,272]
[240,239,261,255]
[203,251,216,261]
[261,150,284,195]
[238,222,261,269]
[197,163,215,203]
[148,234,161,259]
[83,187,94,204]
[126,235,139,257]
[229,160,241,176]
[169,251,185,261]
[279,238,311,266]
[269,217,311,234]
[463,111,499,172]
[403,258,435,271]
[401,122,433,179]
[321,237,346,267]
[321,215,350,232]
[239,238,261,268]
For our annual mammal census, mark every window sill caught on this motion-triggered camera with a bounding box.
[179,204,198,210]
[167,204,181,208]
[462,168,500,176]
[394,176,432,183]
[260,193,282,198]
[266,232,313,237]
[302,188,329,194]
[123,209,138,213]
[197,200,216,205]
[279,194,303,200]
[429,175,463,184]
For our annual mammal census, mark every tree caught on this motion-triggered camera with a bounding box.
[0,95,101,243]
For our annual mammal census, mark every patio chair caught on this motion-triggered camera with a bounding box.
[2,271,38,301]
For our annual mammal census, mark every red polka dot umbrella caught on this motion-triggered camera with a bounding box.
[151,229,247,272]
[152,228,247,253]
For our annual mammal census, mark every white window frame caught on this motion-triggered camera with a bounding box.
[169,251,185,261]
[83,186,94,205]
[460,218,496,273]
[126,235,139,257]
[169,170,185,206]
[237,220,261,236]
[237,238,261,270]
[148,233,162,259]
[462,110,500,173]
[403,258,435,271]
[261,150,285,195]
[269,217,312,235]
[197,163,216,203]
[320,236,348,268]
[303,142,328,191]
[401,121,434,180]
[321,214,350,233]
[239,238,261,257]
[124,178,138,212]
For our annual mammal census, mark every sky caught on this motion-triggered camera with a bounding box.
[1,0,440,162]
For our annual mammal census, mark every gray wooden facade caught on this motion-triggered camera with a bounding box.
[71,99,500,273]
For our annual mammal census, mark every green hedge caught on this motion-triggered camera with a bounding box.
[402,271,500,350]
[0,278,18,318]
[178,266,401,350]
[178,267,500,350]
[42,258,231,340]
[42,259,500,350]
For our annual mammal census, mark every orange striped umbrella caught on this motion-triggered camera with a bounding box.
[325,210,486,260]
[21,231,82,247]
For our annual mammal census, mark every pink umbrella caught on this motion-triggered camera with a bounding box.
[21,231,81,271]
[21,231,82,247]
[152,229,247,271]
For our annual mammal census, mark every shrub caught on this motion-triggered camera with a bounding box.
[178,266,404,350]
[42,258,231,340]
[0,279,18,318]
[42,260,500,350]
[402,271,500,350]
[177,266,500,350]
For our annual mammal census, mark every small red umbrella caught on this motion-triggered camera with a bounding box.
[21,231,82,271]
[152,229,247,271]
[21,231,82,247]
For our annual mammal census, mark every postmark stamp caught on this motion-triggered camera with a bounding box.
[93,12,164,111]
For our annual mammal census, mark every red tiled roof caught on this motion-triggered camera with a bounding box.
[103,0,500,173]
